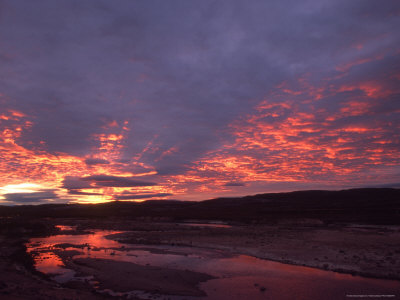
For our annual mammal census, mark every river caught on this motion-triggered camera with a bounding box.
[26,227,400,300]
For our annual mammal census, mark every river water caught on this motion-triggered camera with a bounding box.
[26,227,400,300]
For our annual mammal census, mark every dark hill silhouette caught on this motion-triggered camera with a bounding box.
[1,188,399,224]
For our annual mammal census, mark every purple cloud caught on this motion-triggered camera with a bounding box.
[0,0,399,202]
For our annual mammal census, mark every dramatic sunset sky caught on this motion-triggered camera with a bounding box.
[0,0,399,205]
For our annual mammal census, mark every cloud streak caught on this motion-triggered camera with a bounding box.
[114,193,173,201]
[81,175,157,188]
[2,189,62,205]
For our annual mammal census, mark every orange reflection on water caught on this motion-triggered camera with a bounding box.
[32,251,66,274]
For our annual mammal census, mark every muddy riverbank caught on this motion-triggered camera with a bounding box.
[0,219,108,299]
[102,221,400,281]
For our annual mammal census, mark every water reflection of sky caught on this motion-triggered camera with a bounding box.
[55,225,77,231]
[27,229,400,300]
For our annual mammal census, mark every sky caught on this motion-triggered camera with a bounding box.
[0,0,399,205]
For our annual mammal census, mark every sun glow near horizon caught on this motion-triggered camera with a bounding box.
[0,183,44,194]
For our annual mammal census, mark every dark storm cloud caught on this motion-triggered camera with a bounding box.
[114,193,173,200]
[84,158,110,165]
[61,175,156,194]
[61,176,93,190]
[224,182,246,187]
[2,190,61,204]
[0,0,399,186]
[67,190,102,196]
[81,175,157,187]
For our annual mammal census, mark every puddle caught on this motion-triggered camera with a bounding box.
[26,228,400,300]
[55,225,77,231]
